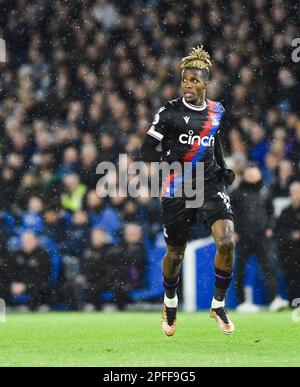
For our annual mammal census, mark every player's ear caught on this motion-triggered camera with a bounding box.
[203,81,209,89]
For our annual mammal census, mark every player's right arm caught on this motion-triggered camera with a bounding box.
[140,106,167,162]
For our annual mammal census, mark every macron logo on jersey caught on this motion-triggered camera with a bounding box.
[179,130,215,146]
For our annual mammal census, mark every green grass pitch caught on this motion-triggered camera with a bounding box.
[0,311,299,367]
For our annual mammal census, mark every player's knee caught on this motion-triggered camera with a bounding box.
[167,247,185,265]
[170,251,185,265]
[217,237,235,258]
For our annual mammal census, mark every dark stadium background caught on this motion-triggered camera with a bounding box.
[0,0,299,311]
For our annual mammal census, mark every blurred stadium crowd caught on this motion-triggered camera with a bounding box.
[0,0,299,310]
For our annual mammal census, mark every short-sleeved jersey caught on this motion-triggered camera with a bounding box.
[145,97,226,197]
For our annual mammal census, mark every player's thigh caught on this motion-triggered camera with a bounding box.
[161,198,196,246]
[211,218,235,248]
[200,183,234,233]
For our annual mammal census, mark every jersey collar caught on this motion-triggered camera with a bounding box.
[182,97,207,111]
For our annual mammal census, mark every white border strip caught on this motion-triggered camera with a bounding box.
[182,98,207,111]
[183,236,214,312]
[147,125,163,141]
[0,38,6,62]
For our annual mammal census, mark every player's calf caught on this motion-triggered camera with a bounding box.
[161,244,186,337]
[211,221,235,334]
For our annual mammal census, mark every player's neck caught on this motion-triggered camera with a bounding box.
[182,94,206,111]
[184,94,206,107]
[193,94,206,106]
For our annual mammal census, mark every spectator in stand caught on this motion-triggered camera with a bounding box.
[78,228,111,310]
[78,144,99,189]
[263,152,281,187]
[122,223,146,291]
[231,166,288,312]
[0,167,18,211]
[98,133,119,163]
[249,124,269,171]
[21,196,45,235]
[8,232,51,310]
[61,210,90,309]
[275,182,300,305]
[60,174,87,213]
[269,159,295,199]
[85,190,121,244]
[92,0,120,30]
[56,147,80,179]
[95,223,147,310]
[121,199,140,224]
[64,210,90,258]
[38,168,61,209]
[15,172,41,211]
[224,128,248,192]
[43,208,66,250]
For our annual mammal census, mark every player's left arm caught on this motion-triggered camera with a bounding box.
[214,134,235,185]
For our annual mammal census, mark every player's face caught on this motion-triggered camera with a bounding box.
[181,69,208,104]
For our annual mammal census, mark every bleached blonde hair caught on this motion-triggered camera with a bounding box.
[181,45,212,70]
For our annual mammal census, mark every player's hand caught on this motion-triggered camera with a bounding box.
[218,168,235,185]
[164,150,179,164]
